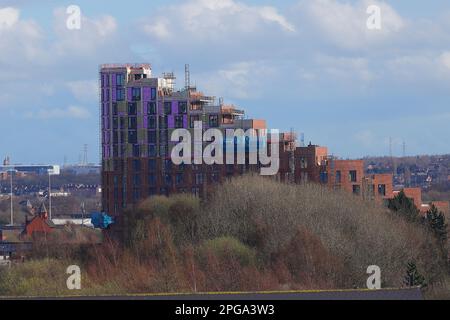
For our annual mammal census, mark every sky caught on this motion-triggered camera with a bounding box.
[1,0,450,165]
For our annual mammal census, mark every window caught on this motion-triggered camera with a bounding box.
[195,173,203,185]
[165,174,172,186]
[132,159,141,171]
[148,116,156,129]
[320,172,328,183]
[113,131,118,144]
[349,170,357,182]
[300,157,307,169]
[352,185,361,195]
[113,117,118,130]
[132,87,141,101]
[151,87,157,100]
[159,132,168,144]
[378,184,386,196]
[133,188,140,201]
[128,131,137,144]
[178,101,187,114]
[132,145,140,157]
[159,145,167,157]
[190,115,200,128]
[209,114,219,127]
[148,174,156,186]
[175,115,183,128]
[148,144,157,157]
[164,159,172,171]
[116,88,125,101]
[120,117,126,130]
[148,159,157,171]
[148,130,157,144]
[160,115,168,129]
[112,102,118,115]
[147,102,157,115]
[176,173,183,185]
[128,117,137,129]
[164,101,172,114]
[336,170,341,183]
[128,103,137,115]
[133,174,141,186]
[116,73,125,86]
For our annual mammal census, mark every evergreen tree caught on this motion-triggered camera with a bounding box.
[388,190,420,222]
[426,205,448,244]
[404,261,426,287]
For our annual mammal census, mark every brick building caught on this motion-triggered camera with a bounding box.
[100,64,276,220]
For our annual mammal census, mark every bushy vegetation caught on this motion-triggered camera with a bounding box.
[0,175,448,297]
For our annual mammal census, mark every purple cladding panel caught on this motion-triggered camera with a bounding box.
[143,87,151,101]
[158,102,163,114]
[127,88,132,101]
[112,88,116,102]
[143,102,148,115]
[168,115,175,128]
[112,73,116,86]
[183,115,188,128]
[172,101,178,114]
[143,116,148,129]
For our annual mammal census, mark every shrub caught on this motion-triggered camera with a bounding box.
[199,236,256,267]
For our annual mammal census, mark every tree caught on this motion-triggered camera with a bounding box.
[404,261,426,287]
[425,205,448,262]
[426,205,448,244]
[387,190,420,222]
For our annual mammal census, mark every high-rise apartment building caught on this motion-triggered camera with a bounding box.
[100,64,269,217]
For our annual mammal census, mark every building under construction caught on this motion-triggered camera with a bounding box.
[99,64,395,224]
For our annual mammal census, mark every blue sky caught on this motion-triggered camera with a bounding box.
[1,0,450,165]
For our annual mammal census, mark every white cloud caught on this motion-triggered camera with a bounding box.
[30,106,91,120]
[298,0,405,50]
[0,7,19,29]
[440,51,450,70]
[52,7,117,56]
[66,80,98,102]
[143,0,295,42]
[144,18,171,40]
[0,7,45,64]
[198,61,276,100]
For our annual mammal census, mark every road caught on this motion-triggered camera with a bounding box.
[2,287,423,300]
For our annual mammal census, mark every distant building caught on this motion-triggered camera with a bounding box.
[63,165,101,175]
[0,161,60,180]
[23,203,56,237]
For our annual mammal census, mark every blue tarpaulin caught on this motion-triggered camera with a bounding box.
[91,212,114,229]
